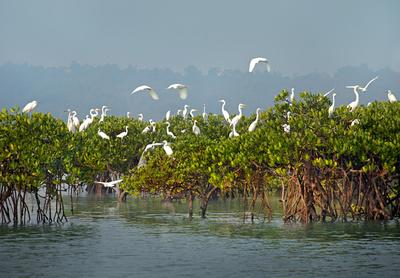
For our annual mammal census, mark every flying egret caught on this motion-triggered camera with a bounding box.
[166,122,176,139]
[346,85,361,112]
[165,110,171,121]
[230,103,246,127]
[328,93,336,118]
[359,76,379,92]
[249,57,271,73]
[138,113,144,121]
[22,100,38,113]
[162,140,173,156]
[202,104,208,122]
[248,108,261,132]
[116,126,128,140]
[131,85,159,100]
[167,83,188,100]
[388,90,397,103]
[229,122,239,138]
[98,128,110,140]
[95,179,123,188]
[192,120,201,136]
[219,99,231,124]
[182,105,189,119]
[189,109,197,118]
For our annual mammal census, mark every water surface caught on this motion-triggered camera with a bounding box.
[1,196,399,277]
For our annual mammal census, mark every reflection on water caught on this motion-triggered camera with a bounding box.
[1,195,400,278]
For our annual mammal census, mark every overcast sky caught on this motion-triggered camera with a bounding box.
[0,0,399,76]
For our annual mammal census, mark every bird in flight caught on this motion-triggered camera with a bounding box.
[131,85,159,100]
[249,57,270,73]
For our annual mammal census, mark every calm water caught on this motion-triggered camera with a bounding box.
[1,195,400,278]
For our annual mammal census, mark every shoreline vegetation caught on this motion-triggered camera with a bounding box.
[1,90,400,225]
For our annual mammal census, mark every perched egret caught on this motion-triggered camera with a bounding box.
[202,104,208,122]
[79,115,90,132]
[189,109,197,118]
[230,103,246,127]
[346,85,361,112]
[138,113,144,121]
[351,119,360,127]
[167,83,188,100]
[138,142,164,168]
[116,126,128,140]
[177,109,182,116]
[162,140,173,156]
[328,93,336,118]
[166,122,176,139]
[192,120,201,136]
[282,124,291,133]
[388,90,397,103]
[127,112,131,118]
[131,85,159,100]
[71,111,80,128]
[249,57,270,73]
[248,108,261,132]
[66,111,75,133]
[98,128,110,140]
[182,105,189,119]
[22,100,38,113]
[150,120,156,132]
[94,179,123,188]
[290,88,295,102]
[99,105,108,122]
[219,99,231,124]
[229,122,239,138]
[165,110,171,121]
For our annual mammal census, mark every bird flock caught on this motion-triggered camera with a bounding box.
[20,57,398,187]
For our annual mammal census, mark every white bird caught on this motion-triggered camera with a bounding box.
[351,119,360,127]
[202,104,208,122]
[165,110,171,121]
[182,105,189,119]
[229,122,239,138]
[290,88,295,103]
[177,109,182,116]
[219,99,231,124]
[230,103,246,127]
[99,105,108,122]
[22,100,38,113]
[387,90,397,103]
[249,57,271,73]
[79,108,98,132]
[282,124,290,133]
[328,93,336,118]
[66,111,75,133]
[142,125,151,134]
[131,85,159,100]
[248,108,261,132]
[167,83,188,100]
[138,142,164,168]
[346,85,361,112]
[116,126,128,140]
[98,128,110,140]
[94,179,123,188]
[79,115,90,132]
[324,88,335,97]
[71,111,80,128]
[138,113,144,121]
[359,76,379,92]
[162,140,173,156]
[166,122,176,139]
[127,112,131,118]
[192,120,201,136]
[189,109,197,118]
[150,120,156,132]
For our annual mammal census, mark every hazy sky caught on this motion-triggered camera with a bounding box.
[1,0,399,75]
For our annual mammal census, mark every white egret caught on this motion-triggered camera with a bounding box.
[116,126,129,140]
[328,93,336,118]
[192,120,201,136]
[127,112,131,118]
[162,140,173,156]
[249,57,270,73]
[79,115,90,132]
[230,103,246,127]
[166,122,176,139]
[177,109,182,116]
[165,110,171,121]
[131,85,159,100]
[282,124,290,133]
[202,104,208,122]
[351,119,360,127]
[248,108,261,132]
[71,111,80,128]
[66,111,75,133]
[346,85,361,112]
[388,90,397,103]
[138,142,164,168]
[359,76,379,92]
[142,125,151,134]
[182,105,189,119]
[189,109,197,118]
[229,122,239,138]
[290,88,295,103]
[219,99,231,124]
[98,128,110,140]
[138,113,144,121]
[94,179,123,188]
[99,105,108,122]
[22,100,38,113]
[167,83,188,100]
[151,120,156,132]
